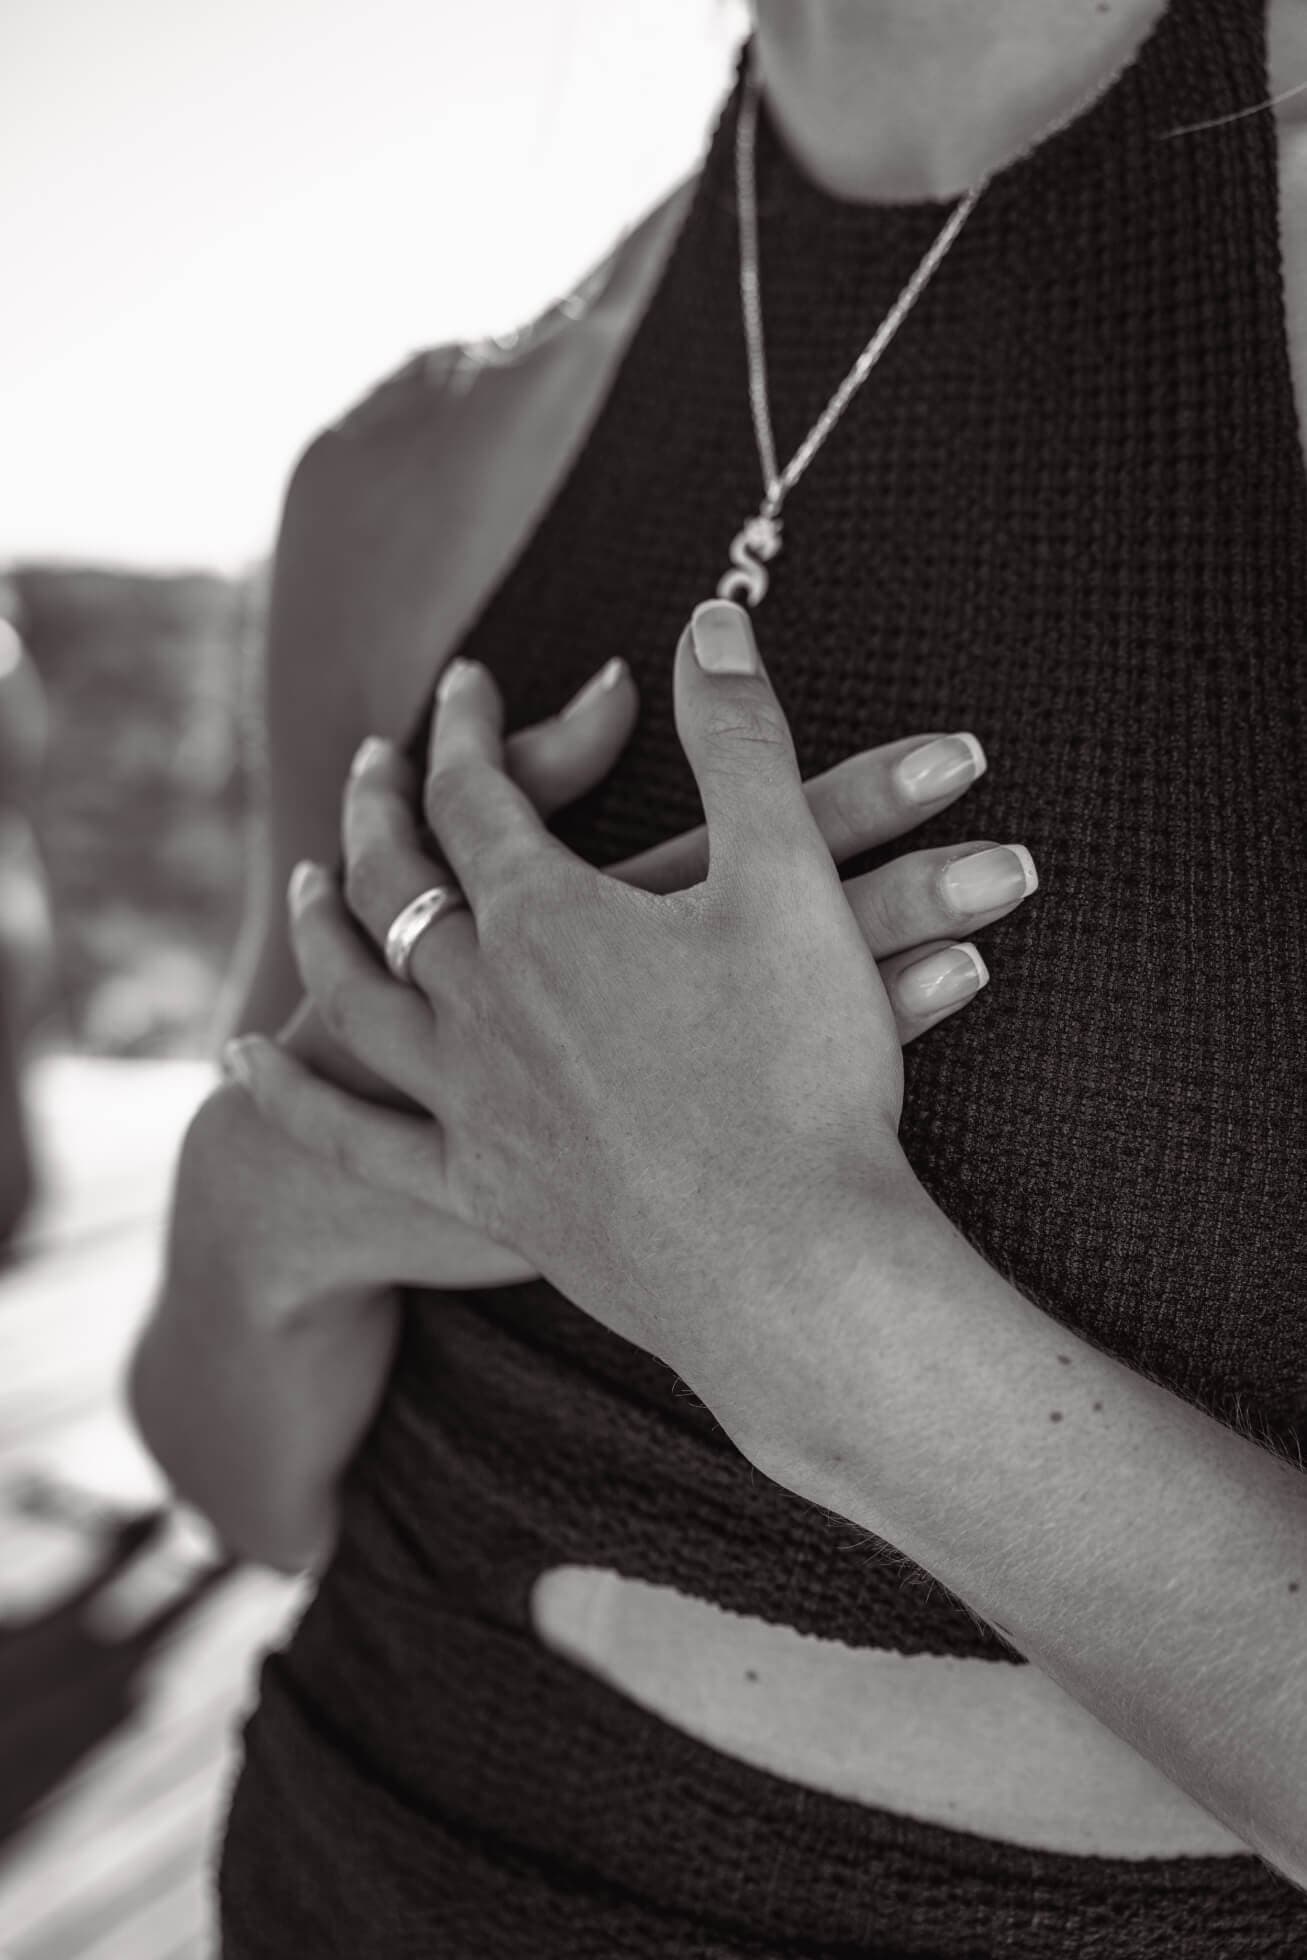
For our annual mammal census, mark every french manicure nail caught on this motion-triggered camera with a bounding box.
[942,843,1039,915]
[220,1037,257,1086]
[436,656,475,703]
[895,732,987,804]
[690,599,759,674]
[901,942,989,1011]
[288,860,324,911]
[562,656,626,717]
[350,735,391,778]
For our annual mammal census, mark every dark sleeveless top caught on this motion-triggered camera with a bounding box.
[220,6,1307,1953]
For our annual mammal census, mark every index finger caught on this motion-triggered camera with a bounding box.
[424,658,557,907]
[612,731,987,895]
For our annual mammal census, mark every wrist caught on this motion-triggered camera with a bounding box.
[730,1172,1017,1533]
[688,1141,927,1476]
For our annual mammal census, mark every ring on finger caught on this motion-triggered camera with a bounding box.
[384,882,469,984]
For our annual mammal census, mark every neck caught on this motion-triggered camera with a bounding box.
[750,0,1171,203]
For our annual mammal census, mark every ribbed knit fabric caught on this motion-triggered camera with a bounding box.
[220,3,1307,1952]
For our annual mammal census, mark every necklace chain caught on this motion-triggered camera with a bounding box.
[736,74,982,521]
[717,27,1158,607]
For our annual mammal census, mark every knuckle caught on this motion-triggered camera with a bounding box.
[325,1131,359,1182]
[476,880,525,952]
[446,1147,511,1243]
[701,693,792,759]
[325,1119,371,1186]
[317,972,364,1042]
[423,757,471,834]
[698,862,768,936]
[811,762,885,857]
[855,868,915,951]
[343,842,388,916]
[477,859,559,959]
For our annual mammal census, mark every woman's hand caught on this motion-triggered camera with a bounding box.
[276,657,639,1108]
[279,652,995,1100]
[218,660,642,1301]
[247,643,1020,1295]
[228,600,1037,1381]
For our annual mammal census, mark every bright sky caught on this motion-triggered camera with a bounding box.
[2,0,744,572]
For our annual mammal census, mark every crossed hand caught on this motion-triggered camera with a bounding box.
[227,599,1036,1381]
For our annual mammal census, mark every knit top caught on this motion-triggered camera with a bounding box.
[221,4,1307,1950]
[357,0,1307,1657]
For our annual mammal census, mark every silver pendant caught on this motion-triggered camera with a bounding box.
[716,512,783,609]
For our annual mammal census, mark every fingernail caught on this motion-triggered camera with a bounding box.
[350,735,391,778]
[436,656,476,703]
[562,656,626,717]
[900,943,989,1011]
[690,599,758,674]
[288,860,326,912]
[220,1036,259,1087]
[894,732,987,804]
[942,843,1038,915]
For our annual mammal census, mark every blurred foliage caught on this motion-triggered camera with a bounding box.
[5,564,269,1057]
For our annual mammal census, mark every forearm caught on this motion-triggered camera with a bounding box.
[129,1276,397,1573]
[128,1091,400,1572]
[726,1176,1307,1889]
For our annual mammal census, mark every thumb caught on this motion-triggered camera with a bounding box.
[673,598,823,877]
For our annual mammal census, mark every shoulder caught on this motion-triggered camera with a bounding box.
[266,177,694,737]
[296,176,693,502]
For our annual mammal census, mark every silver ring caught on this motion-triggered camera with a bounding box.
[384,882,468,984]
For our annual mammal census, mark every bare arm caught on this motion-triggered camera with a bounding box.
[127,403,642,1568]
[735,1187,1307,1889]
[128,1091,402,1572]
[129,320,1028,1573]
[128,429,404,1571]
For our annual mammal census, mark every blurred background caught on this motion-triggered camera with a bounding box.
[0,3,745,1952]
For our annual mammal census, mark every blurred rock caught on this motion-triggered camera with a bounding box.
[4,563,270,1056]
